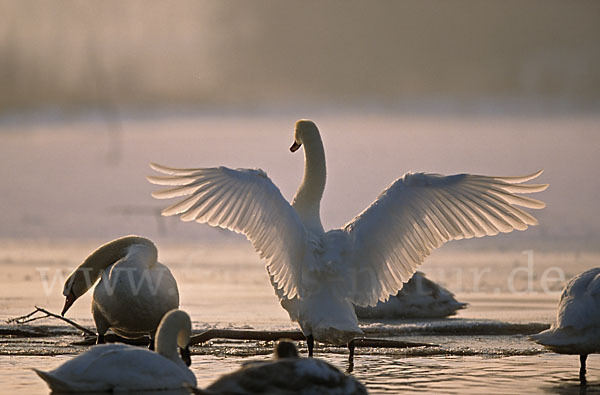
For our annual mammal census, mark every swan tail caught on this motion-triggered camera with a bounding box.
[530,326,579,346]
[32,369,73,392]
[530,326,600,354]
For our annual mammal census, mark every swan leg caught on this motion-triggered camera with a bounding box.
[92,305,109,345]
[347,340,356,373]
[348,340,355,363]
[307,335,314,357]
[580,354,588,384]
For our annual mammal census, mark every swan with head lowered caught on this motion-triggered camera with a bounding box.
[530,267,600,384]
[148,119,548,359]
[354,271,467,319]
[34,309,196,392]
[61,235,180,352]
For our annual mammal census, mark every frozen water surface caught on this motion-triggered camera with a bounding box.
[1,112,599,393]
[0,240,598,393]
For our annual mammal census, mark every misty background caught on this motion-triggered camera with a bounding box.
[1,1,599,251]
[2,0,600,112]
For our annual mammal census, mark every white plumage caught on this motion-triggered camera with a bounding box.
[354,272,467,319]
[61,235,179,345]
[34,309,196,392]
[531,267,600,382]
[148,119,547,351]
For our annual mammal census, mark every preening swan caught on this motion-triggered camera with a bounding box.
[204,339,367,394]
[148,119,548,359]
[354,271,466,319]
[61,235,179,349]
[530,267,600,383]
[34,309,196,392]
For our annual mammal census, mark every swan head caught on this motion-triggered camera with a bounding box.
[155,309,193,366]
[290,119,319,152]
[274,339,299,359]
[61,269,93,316]
[61,236,148,316]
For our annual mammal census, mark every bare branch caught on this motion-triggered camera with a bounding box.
[8,309,438,351]
[7,306,95,337]
[190,329,437,348]
[191,329,305,345]
[6,309,40,324]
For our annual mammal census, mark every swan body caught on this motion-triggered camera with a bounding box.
[61,235,179,344]
[355,272,466,319]
[205,340,367,394]
[531,267,600,382]
[34,309,196,392]
[148,119,547,352]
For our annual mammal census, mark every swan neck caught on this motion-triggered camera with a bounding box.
[155,327,180,361]
[292,133,326,233]
[68,236,157,296]
[155,311,190,362]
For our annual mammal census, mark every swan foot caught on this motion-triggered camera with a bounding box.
[307,335,314,357]
[580,354,587,385]
[96,334,105,345]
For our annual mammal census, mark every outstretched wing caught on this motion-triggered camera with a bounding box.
[344,170,548,307]
[148,163,308,299]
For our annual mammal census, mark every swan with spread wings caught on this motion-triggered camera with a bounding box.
[148,119,548,359]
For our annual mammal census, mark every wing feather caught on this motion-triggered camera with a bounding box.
[345,171,548,306]
[148,164,307,299]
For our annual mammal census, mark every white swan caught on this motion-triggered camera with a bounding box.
[205,339,367,394]
[34,309,196,392]
[531,267,600,383]
[148,119,547,358]
[61,235,179,349]
[354,271,466,319]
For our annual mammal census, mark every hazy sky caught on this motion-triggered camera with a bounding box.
[1,1,599,112]
[1,1,599,251]
[1,112,598,250]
